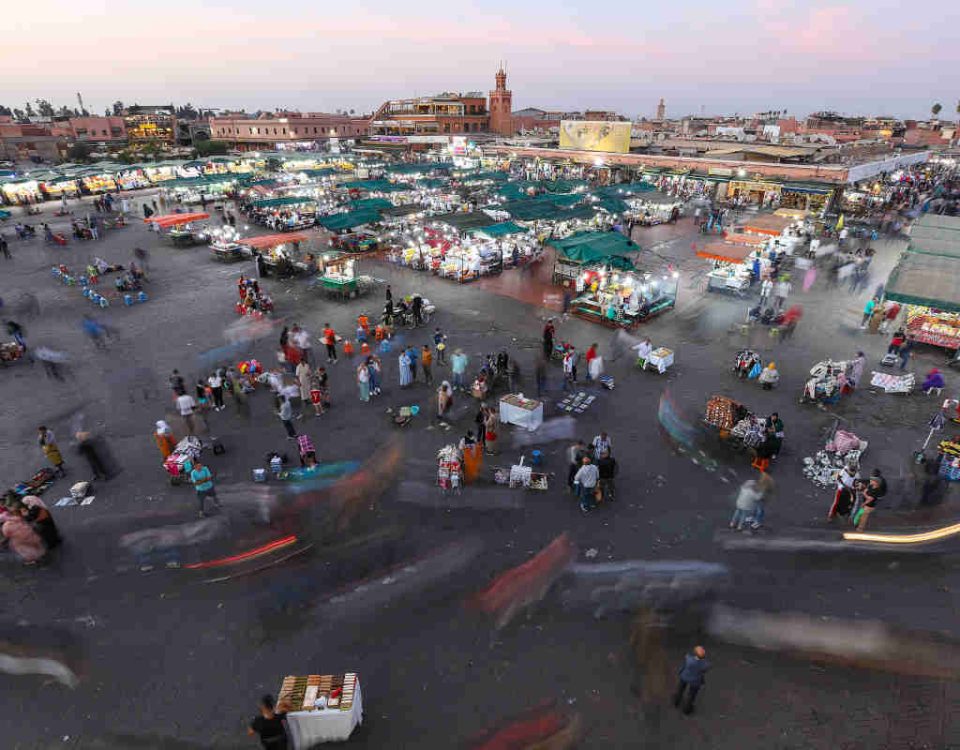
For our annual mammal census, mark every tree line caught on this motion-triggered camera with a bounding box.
[0,100,212,122]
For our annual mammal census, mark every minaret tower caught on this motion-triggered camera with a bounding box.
[488,62,514,136]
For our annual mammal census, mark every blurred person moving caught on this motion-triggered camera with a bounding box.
[247,694,289,749]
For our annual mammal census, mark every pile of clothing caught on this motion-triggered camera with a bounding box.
[869,371,915,394]
[802,429,867,487]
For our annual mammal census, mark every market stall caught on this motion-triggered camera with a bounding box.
[467,222,541,270]
[145,212,212,247]
[499,394,544,432]
[696,242,755,294]
[885,250,960,350]
[247,195,318,231]
[239,232,315,277]
[277,673,362,747]
[315,252,373,300]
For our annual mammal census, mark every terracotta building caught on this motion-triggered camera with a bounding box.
[210,112,369,150]
[52,116,126,144]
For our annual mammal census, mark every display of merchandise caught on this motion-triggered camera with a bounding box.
[557,391,596,414]
[278,673,358,712]
[801,429,868,488]
[704,396,746,430]
[869,371,915,394]
[437,444,464,492]
[906,309,960,349]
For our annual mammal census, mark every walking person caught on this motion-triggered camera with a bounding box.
[248,694,290,749]
[573,455,600,513]
[154,420,177,460]
[189,458,220,518]
[0,233,10,259]
[398,349,413,389]
[322,322,338,363]
[433,327,447,364]
[296,360,312,416]
[277,396,297,439]
[421,344,434,384]
[37,426,66,478]
[75,430,109,481]
[357,361,371,402]
[367,355,382,396]
[854,469,887,530]
[673,646,710,715]
[208,370,225,412]
[176,390,198,435]
[860,297,878,329]
[451,348,468,391]
[567,439,587,488]
[542,319,555,358]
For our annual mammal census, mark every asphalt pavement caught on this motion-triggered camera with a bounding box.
[0,197,958,749]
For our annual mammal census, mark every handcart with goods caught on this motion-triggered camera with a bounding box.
[869,370,915,394]
[390,404,419,428]
[277,672,363,746]
[163,436,203,486]
[703,394,772,457]
[437,444,464,494]
[733,349,762,379]
[799,359,850,405]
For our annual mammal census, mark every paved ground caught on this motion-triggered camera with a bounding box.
[1,197,959,749]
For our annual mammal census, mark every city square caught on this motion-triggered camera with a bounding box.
[1,4,960,749]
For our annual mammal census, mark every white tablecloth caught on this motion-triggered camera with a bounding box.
[286,683,363,747]
[499,397,544,432]
[646,348,674,374]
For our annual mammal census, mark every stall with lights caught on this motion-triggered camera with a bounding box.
[208,224,248,262]
[239,232,316,278]
[551,231,677,327]
[145,212,213,247]
[696,241,757,294]
[246,195,318,231]
[315,252,374,300]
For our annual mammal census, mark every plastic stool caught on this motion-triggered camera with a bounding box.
[123,294,134,306]
[531,449,543,466]
[137,291,148,303]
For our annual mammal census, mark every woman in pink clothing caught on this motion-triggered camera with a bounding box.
[2,498,47,564]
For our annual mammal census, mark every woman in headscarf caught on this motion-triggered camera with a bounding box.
[758,362,780,390]
[484,407,500,455]
[155,420,177,459]
[2,498,46,564]
[398,349,412,388]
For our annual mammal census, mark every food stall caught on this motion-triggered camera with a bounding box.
[316,252,370,300]
[696,242,755,294]
[885,250,960,351]
[239,232,315,277]
[277,673,362,746]
[145,212,212,247]
[466,221,541,270]
[208,225,249,262]
[499,394,544,432]
[247,195,318,231]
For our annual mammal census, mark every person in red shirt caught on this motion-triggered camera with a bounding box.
[322,323,338,363]
[584,343,598,380]
[880,302,901,333]
[888,328,906,355]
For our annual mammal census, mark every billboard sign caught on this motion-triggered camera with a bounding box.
[558,121,631,154]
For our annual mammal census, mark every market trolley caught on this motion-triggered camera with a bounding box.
[437,444,464,493]
[703,395,766,449]
[492,455,549,491]
[163,436,203,486]
[277,673,363,747]
[733,349,763,379]
[145,212,212,247]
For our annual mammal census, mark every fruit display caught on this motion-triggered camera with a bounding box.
[906,309,960,348]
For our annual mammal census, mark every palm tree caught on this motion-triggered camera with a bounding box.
[931,102,942,120]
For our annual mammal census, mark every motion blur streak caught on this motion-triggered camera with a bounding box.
[184,535,298,569]
[471,703,581,750]
[470,533,576,629]
[843,522,960,544]
[0,623,83,688]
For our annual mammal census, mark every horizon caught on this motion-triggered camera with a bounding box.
[3,0,958,121]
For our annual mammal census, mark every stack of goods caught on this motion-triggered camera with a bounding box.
[869,371,915,394]
[13,468,56,496]
[906,310,960,349]
[164,436,202,480]
[704,396,744,429]
[730,415,766,447]
[802,360,848,403]
[277,673,359,712]
[437,445,463,491]
[802,429,867,487]
[937,438,960,481]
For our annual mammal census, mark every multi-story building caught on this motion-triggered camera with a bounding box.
[52,116,126,145]
[0,118,66,162]
[370,92,489,136]
[210,112,369,150]
[123,105,177,145]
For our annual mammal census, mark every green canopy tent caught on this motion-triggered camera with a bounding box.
[542,179,589,194]
[458,170,508,184]
[340,179,409,193]
[318,209,383,232]
[907,237,960,258]
[592,182,656,198]
[885,251,960,313]
[414,178,449,190]
[430,211,496,231]
[593,197,629,215]
[296,168,338,178]
[468,221,527,239]
[551,231,639,270]
[251,196,318,209]
[347,197,393,212]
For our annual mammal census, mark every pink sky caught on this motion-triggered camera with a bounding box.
[3,0,957,118]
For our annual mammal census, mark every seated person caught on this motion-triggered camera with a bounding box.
[922,368,945,393]
[758,362,780,390]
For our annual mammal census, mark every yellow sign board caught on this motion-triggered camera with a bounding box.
[559,121,631,154]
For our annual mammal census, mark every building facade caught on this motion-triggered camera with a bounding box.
[210,112,369,150]
[123,105,177,144]
[370,93,489,136]
[53,116,126,144]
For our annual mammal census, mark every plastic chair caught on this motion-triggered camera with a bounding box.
[926,387,943,397]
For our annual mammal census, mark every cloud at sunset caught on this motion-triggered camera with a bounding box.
[0,0,956,118]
